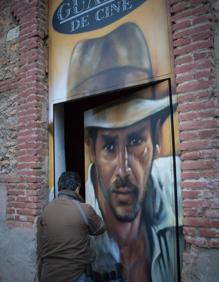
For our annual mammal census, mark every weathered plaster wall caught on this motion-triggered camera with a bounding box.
[0,1,18,176]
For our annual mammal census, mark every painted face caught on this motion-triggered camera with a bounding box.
[92,119,154,222]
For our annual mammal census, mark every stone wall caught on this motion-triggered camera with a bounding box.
[169,0,219,281]
[0,1,18,176]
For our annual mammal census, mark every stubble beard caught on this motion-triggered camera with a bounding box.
[97,174,143,223]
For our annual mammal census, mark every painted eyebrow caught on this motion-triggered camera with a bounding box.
[127,127,146,139]
[101,134,118,144]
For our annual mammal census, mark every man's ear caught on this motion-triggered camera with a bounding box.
[155,119,161,157]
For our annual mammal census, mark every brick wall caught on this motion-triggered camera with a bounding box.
[0,0,48,228]
[170,0,219,248]
[169,0,219,280]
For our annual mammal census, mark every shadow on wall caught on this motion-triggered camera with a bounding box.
[182,246,219,282]
[0,185,37,282]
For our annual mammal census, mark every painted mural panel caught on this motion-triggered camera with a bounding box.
[49,0,172,102]
[48,0,176,189]
[84,82,182,282]
[49,1,183,281]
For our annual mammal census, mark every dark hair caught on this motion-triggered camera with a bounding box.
[58,171,81,191]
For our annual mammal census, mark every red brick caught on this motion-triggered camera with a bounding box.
[181,181,208,189]
[176,73,194,84]
[180,140,210,151]
[182,190,202,198]
[195,70,211,80]
[171,2,190,13]
[24,202,41,209]
[184,208,202,217]
[7,208,16,214]
[175,62,196,74]
[177,90,210,103]
[173,37,191,47]
[179,109,217,121]
[171,6,209,21]
[175,54,193,65]
[174,40,212,56]
[27,196,40,203]
[7,189,26,196]
[17,170,42,177]
[177,80,212,93]
[17,163,42,170]
[180,118,217,131]
[194,50,214,60]
[173,23,212,39]
[192,13,211,25]
[19,176,44,184]
[11,202,26,209]
[184,227,197,236]
[179,130,198,140]
[17,208,39,216]
[177,99,216,112]
[181,171,201,180]
[184,217,213,227]
[199,129,219,139]
[172,18,192,31]
[182,159,216,170]
[202,169,219,178]
[191,31,213,42]
[183,199,209,208]
[205,209,219,219]
[26,190,42,196]
[181,149,218,160]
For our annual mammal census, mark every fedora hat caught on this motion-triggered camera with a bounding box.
[84,95,177,129]
[67,22,153,95]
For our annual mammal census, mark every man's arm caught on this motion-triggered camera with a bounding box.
[84,204,106,235]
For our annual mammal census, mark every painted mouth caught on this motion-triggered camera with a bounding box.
[112,188,137,205]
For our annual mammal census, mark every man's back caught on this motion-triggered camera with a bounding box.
[37,189,105,282]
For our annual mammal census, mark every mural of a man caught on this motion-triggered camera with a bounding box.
[84,95,182,282]
[67,22,182,282]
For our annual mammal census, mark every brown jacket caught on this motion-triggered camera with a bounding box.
[37,190,105,282]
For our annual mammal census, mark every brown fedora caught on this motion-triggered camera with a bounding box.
[67,22,153,95]
[84,95,177,129]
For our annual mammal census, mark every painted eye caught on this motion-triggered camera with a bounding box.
[103,143,115,153]
[128,135,143,147]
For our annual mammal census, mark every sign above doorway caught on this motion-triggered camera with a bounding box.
[53,0,146,34]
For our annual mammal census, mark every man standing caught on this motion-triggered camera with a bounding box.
[85,95,182,282]
[37,171,105,282]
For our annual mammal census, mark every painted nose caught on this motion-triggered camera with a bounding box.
[116,146,131,179]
